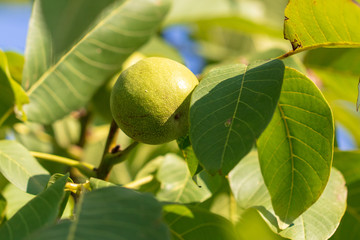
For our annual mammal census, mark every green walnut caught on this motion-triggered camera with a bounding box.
[110,57,199,144]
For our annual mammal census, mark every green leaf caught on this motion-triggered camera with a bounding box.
[156,154,221,203]
[23,0,171,124]
[29,186,170,240]
[89,177,116,189]
[229,152,347,240]
[177,135,200,176]
[5,51,25,84]
[0,194,6,224]
[163,204,238,240]
[0,174,68,240]
[190,60,284,175]
[284,0,360,51]
[52,115,81,149]
[0,140,50,195]
[2,183,34,219]
[0,50,29,126]
[257,68,334,223]
[0,57,14,126]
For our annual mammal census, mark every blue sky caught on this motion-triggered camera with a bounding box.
[0,3,31,53]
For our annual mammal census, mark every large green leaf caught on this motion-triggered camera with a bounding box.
[284,0,360,51]
[257,68,334,223]
[229,152,347,240]
[0,174,68,240]
[0,140,50,194]
[23,0,171,124]
[163,204,238,240]
[29,186,170,240]
[190,60,284,175]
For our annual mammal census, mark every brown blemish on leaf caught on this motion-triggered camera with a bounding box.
[224,118,232,127]
[290,35,302,51]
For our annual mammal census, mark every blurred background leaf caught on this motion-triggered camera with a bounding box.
[304,48,360,148]
[163,204,239,240]
[331,151,360,239]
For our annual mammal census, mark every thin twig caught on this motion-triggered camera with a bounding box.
[124,175,154,189]
[31,151,96,177]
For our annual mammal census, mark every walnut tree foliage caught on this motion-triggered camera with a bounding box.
[0,0,359,239]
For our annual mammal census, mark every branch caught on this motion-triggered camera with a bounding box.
[102,120,119,158]
[96,141,139,180]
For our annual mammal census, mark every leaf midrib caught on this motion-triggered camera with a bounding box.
[278,103,294,221]
[26,0,132,96]
[220,65,248,170]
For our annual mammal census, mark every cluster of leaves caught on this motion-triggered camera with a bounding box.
[0,0,359,239]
